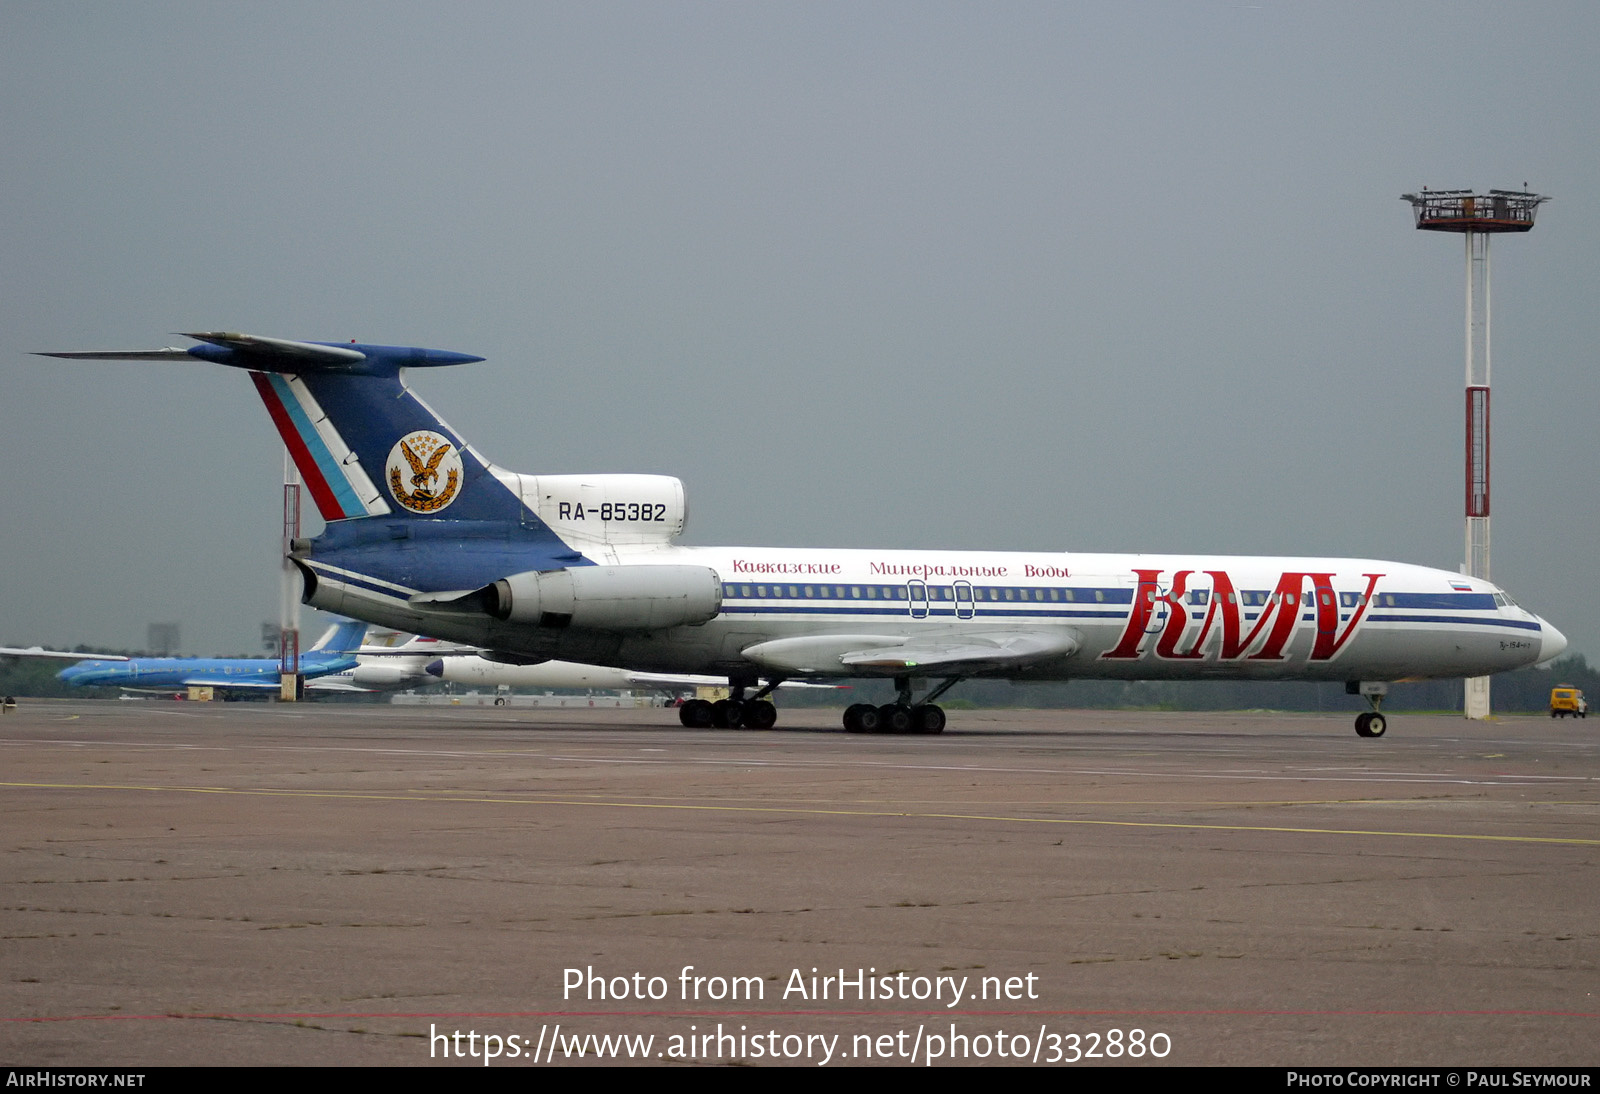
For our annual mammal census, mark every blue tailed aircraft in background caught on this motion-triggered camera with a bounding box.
[3,620,367,695]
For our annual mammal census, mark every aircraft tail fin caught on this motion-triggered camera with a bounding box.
[309,618,371,654]
[41,333,541,529]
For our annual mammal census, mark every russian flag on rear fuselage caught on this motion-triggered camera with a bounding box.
[250,371,391,521]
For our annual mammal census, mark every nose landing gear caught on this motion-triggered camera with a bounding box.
[1347,681,1389,738]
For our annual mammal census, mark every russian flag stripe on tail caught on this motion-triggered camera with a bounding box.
[251,372,390,521]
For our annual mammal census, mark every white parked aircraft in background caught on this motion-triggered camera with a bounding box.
[325,629,839,705]
[41,333,1567,737]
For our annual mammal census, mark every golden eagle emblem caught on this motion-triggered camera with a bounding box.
[385,431,463,513]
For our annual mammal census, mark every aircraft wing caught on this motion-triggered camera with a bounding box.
[305,679,375,693]
[0,647,131,662]
[176,677,282,691]
[104,681,283,695]
[841,631,1082,671]
[621,671,842,691]
[744,629,1081,675]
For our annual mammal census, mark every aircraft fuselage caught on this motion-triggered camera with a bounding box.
[297,541,1557,684]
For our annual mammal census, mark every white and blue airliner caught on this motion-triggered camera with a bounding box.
[40,333,1567,736]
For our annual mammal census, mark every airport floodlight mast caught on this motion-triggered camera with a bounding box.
[1401,187,1548,720]
[279,447,302,701]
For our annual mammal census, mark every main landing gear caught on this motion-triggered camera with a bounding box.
[844,676,960,735]
[678,678,780,730]
[1346,681,1389,738]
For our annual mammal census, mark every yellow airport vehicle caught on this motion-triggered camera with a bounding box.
[1550,685,1587,718]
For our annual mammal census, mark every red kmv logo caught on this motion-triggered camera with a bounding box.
[1101,570,1384,663]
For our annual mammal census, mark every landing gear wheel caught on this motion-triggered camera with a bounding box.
[493,697,506,707]
[913,704,946,734]
[743,699,778,730]
[844,703,878,733]
[1355,711,1387,738]
[679,698,714,728]
[879,703,914,734]
[712,698,744,729]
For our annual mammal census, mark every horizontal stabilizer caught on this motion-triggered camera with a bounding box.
[39,331,484,376]
[182,332,369,367]
[0,646,131,662]
[36,348,193,362]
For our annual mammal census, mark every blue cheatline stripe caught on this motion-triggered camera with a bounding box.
[1384,592,1498,610]
[265,373,368,520]
[305,564,415,602]
[719,605,1125,620]
[1368,614,1542,632]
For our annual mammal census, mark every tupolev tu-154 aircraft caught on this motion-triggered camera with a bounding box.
[41,332,1567,737]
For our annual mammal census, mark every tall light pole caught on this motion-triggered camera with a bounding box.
[1401,188,1547,719]
[279,446,302,701]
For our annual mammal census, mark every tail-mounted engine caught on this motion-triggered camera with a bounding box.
[441,564,722,631]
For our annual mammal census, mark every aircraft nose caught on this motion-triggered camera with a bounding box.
[425,659,445,678]
[1537,620,1568,665]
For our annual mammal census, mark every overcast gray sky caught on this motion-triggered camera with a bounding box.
[2,2,1595,663]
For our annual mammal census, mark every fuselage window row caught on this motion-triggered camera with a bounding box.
[719,584,1502,616]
